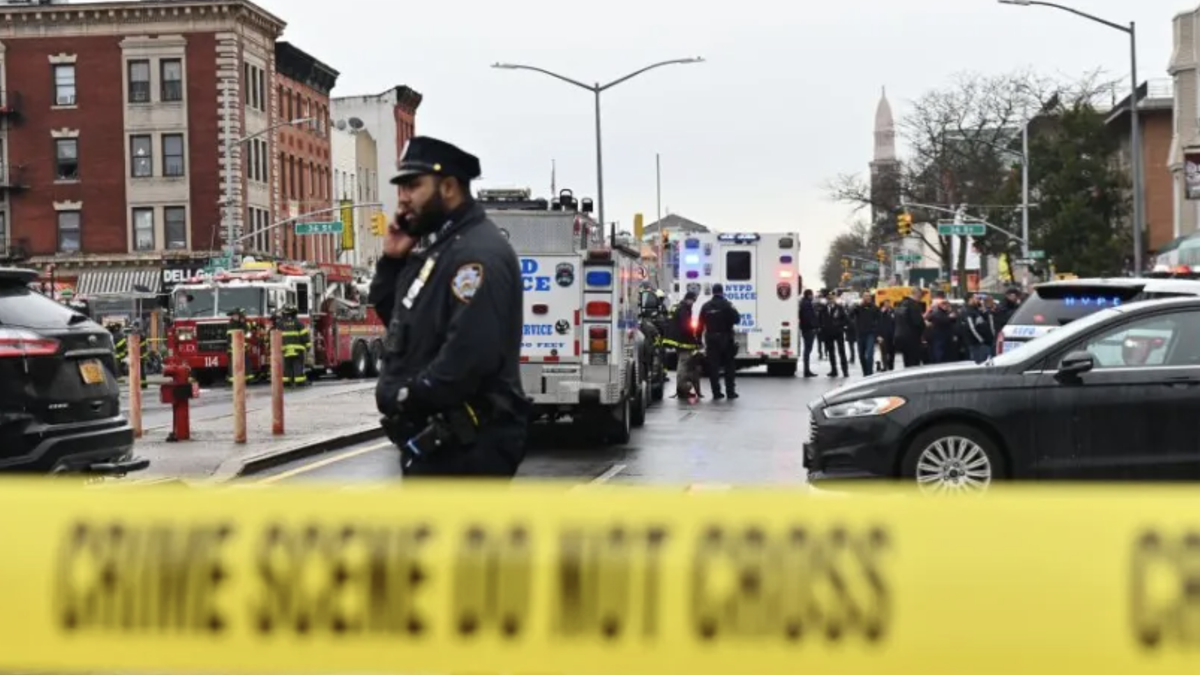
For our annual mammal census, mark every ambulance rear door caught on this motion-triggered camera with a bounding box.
[519,254,581,364]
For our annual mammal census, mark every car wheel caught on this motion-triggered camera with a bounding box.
[353,341,370,379]
[609,396,632,445]
[901,423,1006,494]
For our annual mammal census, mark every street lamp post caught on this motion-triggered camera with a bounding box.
[998,0,1142,274]
[491,58,704,230]
[221,79,313,267]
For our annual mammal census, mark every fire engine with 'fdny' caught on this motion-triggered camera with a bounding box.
[167,259,385,386]
[669,231,802,376]
[481,187,651,444]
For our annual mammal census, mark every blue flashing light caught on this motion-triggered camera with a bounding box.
[585,270,613,287]
[1063,296,1122,308]
[686,271,699,279]
[780,255,793,263]
[685,238,701,249]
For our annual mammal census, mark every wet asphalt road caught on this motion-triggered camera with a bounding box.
[249,368,867,486]
[121,377,374,431]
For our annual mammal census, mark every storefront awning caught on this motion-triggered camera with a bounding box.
[76,268,162,299]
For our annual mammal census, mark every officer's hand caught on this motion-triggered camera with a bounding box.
[383,212,418,258]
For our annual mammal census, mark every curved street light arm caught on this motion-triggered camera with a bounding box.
[491,63,592,91]
[599,58,703,92]
[1025,1,1128,32]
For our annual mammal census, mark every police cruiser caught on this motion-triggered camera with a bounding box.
[481,188,649,443]
[667,231,801,376]
[998,276,1200,353]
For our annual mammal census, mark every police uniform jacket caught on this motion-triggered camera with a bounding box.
[699,296,740,335]
[368,200,527,422]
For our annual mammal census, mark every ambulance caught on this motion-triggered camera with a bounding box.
[669,232,801,376]
[481,188,649,444]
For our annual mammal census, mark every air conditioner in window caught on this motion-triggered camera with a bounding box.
[56,94,75,106]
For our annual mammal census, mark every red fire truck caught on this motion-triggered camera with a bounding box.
[167,260,385,386]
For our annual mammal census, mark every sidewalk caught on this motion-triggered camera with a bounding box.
[126,383,383,483]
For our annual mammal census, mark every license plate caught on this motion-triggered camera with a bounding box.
[79,360,105,385]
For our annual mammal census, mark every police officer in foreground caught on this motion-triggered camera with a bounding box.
[698,283,741,399]
[369,136,529,477]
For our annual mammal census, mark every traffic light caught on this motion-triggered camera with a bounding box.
[661,230,670,245]
[841,271,852,283]
[876,248,886,262]
[370,212,387,236]
[897,211,913,237]
[841,257,850,269]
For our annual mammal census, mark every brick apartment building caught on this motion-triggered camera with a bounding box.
[331,86,422,221]
[0,0,292,301]
[274,41,338,263]
[1108,79,1175,256]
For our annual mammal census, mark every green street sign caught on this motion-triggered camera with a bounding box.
[896,253,922,263]
[937,223,986,237]
[863,261,879,270]
[295,221,343,235]
[1029,249,1045,259]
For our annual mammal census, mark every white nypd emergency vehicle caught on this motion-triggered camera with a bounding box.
[668,231,802,376]
[481,188,648,443]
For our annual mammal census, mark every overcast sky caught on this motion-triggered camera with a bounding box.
[252,0,1178,280]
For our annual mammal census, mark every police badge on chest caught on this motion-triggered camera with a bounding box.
[402,257,438,309]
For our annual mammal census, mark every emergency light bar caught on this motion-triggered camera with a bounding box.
[718,233,761,242]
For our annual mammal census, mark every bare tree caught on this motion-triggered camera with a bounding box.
[826,69,1074,294]
[819,221,875,290]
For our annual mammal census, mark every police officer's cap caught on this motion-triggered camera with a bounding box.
[390,136,482,185]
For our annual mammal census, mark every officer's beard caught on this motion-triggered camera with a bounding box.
[404,188,451,238]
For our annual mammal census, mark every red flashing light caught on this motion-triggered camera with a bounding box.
[532,304,549,315]
[586,301,612,317]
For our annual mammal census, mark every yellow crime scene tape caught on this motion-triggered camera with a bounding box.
[0,480,1198,675]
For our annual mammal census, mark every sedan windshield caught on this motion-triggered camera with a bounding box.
[991,307,1125,367]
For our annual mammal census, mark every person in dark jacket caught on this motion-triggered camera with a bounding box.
[925,296,957,364]
[818,291,849,377]
[878,300,896,371]
[992,287,1022,331]
[894,287,926,368]
[798,289,819,377]
[963,294,994,363]
[698,283,741,399]
[851,294,881,376]
[368,136,530,477]
[843,297,857,366]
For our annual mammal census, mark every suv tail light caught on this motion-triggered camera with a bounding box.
[585,301,612,317]
[588,326,609,352]
[0,328,60,357]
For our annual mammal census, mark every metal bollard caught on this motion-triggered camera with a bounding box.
[128,332,142,438]
[270,328,284,435]
[232,329,246,444]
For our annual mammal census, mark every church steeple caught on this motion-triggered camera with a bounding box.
[873,86,896,162]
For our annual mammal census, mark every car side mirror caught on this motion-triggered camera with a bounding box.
[1057,350,1095,379]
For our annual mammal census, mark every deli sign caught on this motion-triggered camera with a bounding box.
[161,259,210,291]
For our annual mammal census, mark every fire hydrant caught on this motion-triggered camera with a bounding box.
[160,358,196,442]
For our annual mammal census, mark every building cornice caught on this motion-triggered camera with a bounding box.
[0,0,285,39]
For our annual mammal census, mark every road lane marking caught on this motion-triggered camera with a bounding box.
[253,441,392,485]
[589,463,627,484]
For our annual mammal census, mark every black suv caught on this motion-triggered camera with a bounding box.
[0,268,147,474]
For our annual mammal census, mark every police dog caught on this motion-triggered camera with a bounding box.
[674,349,705,399]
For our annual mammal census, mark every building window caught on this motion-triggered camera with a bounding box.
[57,210,80,253]
[164,206,187,250]
[53,64,76,106]
[132,207,154,251]
[162,134,185,177]
[127,60,150,103]
[55,138,79,180]
[161,59,183,102]
[130,135,152,177]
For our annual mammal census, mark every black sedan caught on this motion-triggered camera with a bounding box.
[804,296,1200,491]
[0,267,147,475]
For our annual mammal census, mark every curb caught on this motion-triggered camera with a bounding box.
[221,424,387,480]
